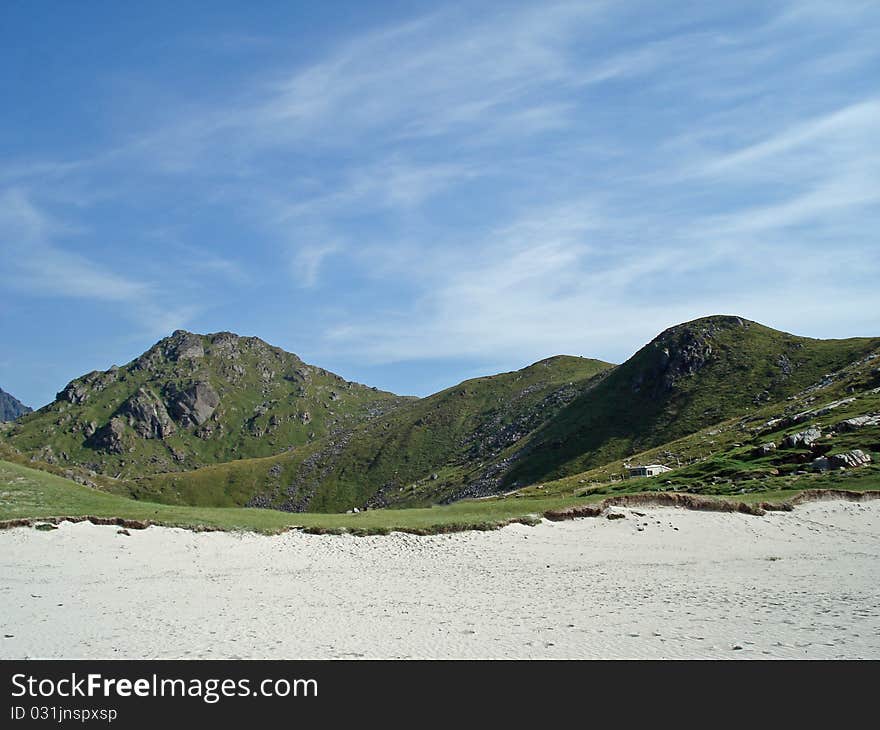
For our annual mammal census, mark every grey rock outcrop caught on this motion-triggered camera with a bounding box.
[838,414,880,431]
[88,417,130,454]
[787,398,856,426]
[169,382,220,427]
[753,442,777,456]
[57,381,90,405]
[829,449,872,469]
[782,427,822,448]
[56,367,120,404]
[120,388,175,439]
[658,333,714,389]
[165,331,205,361]
[776,354,793,377]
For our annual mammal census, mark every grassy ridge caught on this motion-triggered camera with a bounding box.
[503,316,879,487]
[132,355,612,511]
[520,343,880,500]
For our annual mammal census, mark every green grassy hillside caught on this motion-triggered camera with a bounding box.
[3,454,877,537]
[132,355,612,510]
[4,316,877,516]
[0,459,581,534]
[520,337,880,500]
[502,316,879,487]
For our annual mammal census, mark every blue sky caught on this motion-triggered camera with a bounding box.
[2,0,879,408]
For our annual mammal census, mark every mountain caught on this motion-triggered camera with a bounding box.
[499,315,880,487]
[4,316,878,514]
[263,354,612,512]
[122,316,879,512]
[3,330,407,478]
[0,388,31,422]
[126,354,612,508]
[256,315,877,510]
[524,334,880,501]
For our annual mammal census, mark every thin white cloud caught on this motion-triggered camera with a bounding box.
[696,100,880,177]
[275,159,479,223]
[0,189,196,333]
[291,240,343,289]
[318,82,880,364]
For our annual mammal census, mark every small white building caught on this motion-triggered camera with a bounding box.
[627,464,672,478]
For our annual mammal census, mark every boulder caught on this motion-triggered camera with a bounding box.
[120,388,175,439]
[88,417,130,454]
[829,450,872,469]
[57,381,89,405]
[782,427,822,449]
[753,442,776,456]
[169,382,220,427]
[811,457,830,472]
[838,414,880,431]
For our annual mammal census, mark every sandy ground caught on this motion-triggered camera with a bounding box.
[1,501,878,659]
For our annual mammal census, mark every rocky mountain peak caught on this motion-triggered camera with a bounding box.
[641,315,757,390]
[0,388,32,422]
[9,327,406,476]
[164,330,205,361]
[653,315,753,345]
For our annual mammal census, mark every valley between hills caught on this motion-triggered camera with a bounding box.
[1,314,879,533]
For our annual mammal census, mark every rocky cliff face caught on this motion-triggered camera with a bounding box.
[167,382,220,427]
[0,388,31,422]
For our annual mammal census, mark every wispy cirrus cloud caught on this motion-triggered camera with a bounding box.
[0,189,196,336]
[319,83,880,366]
[695,100,880,178]
[3,0,880,404]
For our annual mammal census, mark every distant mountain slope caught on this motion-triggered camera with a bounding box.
[0,388,31,422]
[4,330,407,478]
[501,316,880,487]
[276,355,613,511]
[130,355,613,509]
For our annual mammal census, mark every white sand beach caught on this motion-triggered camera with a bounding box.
[1,501,878,659]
